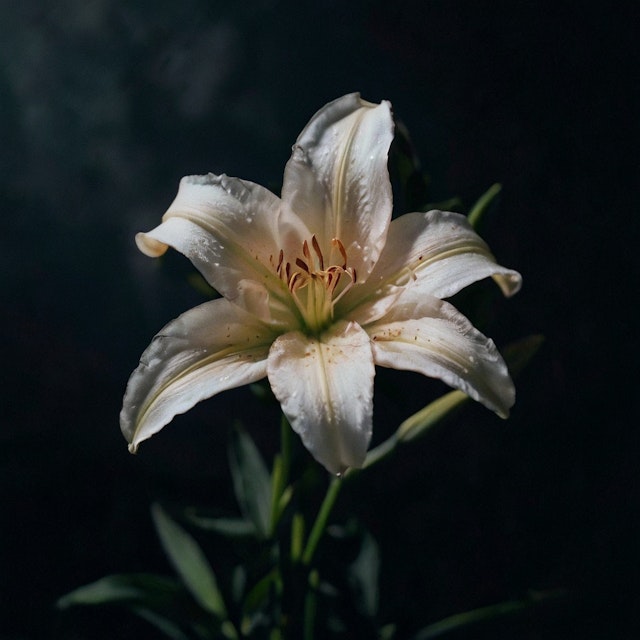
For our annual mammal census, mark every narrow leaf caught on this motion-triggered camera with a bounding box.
[467,183,502,229]
[241,569,279,622]
[397,390,468,443]
[57,573,183,609]
[411,600,525,639]
[502,334,545,377]
[228,423,271,538]
[131,606,193,640]
[410,589,567,639]
[186,512,257,538]
[348,531,380,618]
[151,503,228,620]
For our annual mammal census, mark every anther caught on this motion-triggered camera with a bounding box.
[302,240,311,262]
[276,249,284,277]
[311,235,324,270]
[332,238,348,268]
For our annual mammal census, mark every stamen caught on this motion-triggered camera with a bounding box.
[332,238,348,268]
[326,267,341,294]
[289,271,304,291]
[311,235,324,270]
[302,240,311,262]
[273,235,357,334]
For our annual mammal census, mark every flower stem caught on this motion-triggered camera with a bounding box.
[303,570,319,640]
[280,414,292,480]
[302,475,342,566]
[360,433,399,470]
[290,513,305,563]
[270,415,293,536]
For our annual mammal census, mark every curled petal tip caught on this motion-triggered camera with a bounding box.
[498,271,523,298]
[128,442,138,454]
[135,231,169,258]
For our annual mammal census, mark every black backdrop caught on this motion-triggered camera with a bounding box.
[2,1,638,637]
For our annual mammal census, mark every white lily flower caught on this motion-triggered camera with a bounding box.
[121,93,522,475]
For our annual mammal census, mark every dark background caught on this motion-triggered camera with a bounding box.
[2,1,638,638]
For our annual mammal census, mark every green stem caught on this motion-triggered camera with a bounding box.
[303,570,319,640]
[270,415,293,536]
[280,414,292,481]
[296,387,478,561]
[269,455,284,537]
[290,513,305,563]
[302,476,342,566]
[360,433,399,470]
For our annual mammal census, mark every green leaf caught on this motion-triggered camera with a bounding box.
[410,601,525,639]
[56,573,183,610]
[409,589,567,639]
[151,503,228,621]
[185,511,257,538]
[240,569,280,635]
[130,606,193,640]
[348,531,380,618]
[57,573,222,638]
[228,423,272,539]
[502,334,545,377]
[467,183,502,229]
[397,390,468,443]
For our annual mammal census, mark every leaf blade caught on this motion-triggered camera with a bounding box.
[56,573,183,609]
[228,423,271,538]
[151,503,228,621]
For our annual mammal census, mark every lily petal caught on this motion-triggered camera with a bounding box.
[368,296,515,418]
[136,173,309,325]
[351,211,521,314]
[266,321,375,474]
[281,93,394,279]
[121,298,276,452]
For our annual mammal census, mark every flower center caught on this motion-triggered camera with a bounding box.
[273,235,357,334]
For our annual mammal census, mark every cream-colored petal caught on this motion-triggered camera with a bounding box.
[368,296,515,418]
[281,93,394,280]
[350,210,521,313]
[267,321,374,475]
[136,173,309,326]
[121,298,277,452]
